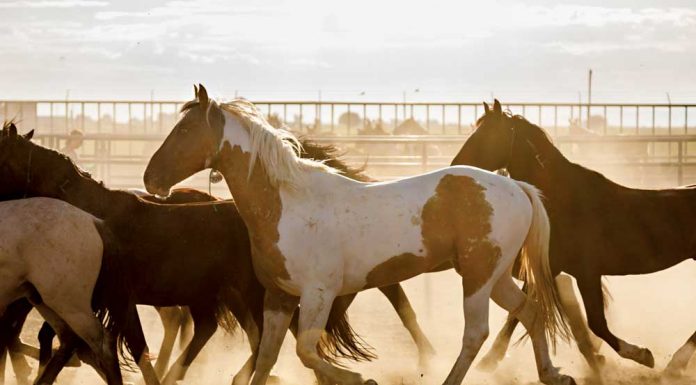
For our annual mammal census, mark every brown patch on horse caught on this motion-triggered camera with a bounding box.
[364,253,427,289]
[421,174,501,297]
[216,142,292,289]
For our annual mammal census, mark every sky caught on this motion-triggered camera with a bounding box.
[0,0,695,102]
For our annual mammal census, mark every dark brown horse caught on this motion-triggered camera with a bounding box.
[452,100,696,376]
[0,124,434,385]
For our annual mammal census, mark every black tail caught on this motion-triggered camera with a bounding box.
[317,295,376,365]
[91,219,137,368]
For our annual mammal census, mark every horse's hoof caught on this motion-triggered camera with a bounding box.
[476,355,500,372]
[635,347,655,368]
[541,370,576,385]
[364,380,378,385]
[548,374,576,385]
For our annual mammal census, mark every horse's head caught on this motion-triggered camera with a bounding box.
[452,99,514,171]
[0,122,95,199]
[453,100,557,182]
[0,122,40,197]
[144,84,225,196]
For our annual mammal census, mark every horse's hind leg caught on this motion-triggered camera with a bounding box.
[35,302,122,385]
[34,330,91,385]
[442,284,491,385]
[490,275,575,385]
[154,306,183,378]
[665,330,696,376]
[555,274,604,372]
[576,275,654,367]
[378,284,435,369]
[0,299,34,385]
[160,307,218,385]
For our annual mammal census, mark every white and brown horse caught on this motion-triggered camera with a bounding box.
[0,197,122,385]
[143,85,574,385]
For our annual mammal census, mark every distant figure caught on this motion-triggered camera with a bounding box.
[60,129,84,162]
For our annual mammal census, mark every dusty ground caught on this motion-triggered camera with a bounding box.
[5,260,696,385]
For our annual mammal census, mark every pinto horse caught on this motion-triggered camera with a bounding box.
[0,196,122,385]
[452,100,696,376]
[0,123,433,385]
[144,85,574,385]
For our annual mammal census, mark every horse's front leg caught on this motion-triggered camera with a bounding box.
[249,290,299,385]
[378,284,435,371]
[576,275,654,367]
[294,287,374,385]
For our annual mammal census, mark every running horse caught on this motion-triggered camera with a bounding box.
[452,100,696,376]
[144,85,574,385]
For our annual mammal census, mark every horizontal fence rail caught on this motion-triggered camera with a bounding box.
[29,132,696,194]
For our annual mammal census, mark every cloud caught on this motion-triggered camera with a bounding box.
[0,0,108,8]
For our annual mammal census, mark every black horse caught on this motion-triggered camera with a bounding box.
[452,100,696,376]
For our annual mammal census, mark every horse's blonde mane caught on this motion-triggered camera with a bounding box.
[218,99,339,189]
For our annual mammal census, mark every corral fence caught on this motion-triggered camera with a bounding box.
[2,100,696,194]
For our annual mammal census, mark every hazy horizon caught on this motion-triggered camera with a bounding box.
[1,0,695,102]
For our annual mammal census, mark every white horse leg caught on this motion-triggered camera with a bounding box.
[490,276,575,385]
[295,288,370,385]
[442,285,491,385]
[249,291,299,385]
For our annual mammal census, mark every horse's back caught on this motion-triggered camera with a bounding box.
[0,198,103,293]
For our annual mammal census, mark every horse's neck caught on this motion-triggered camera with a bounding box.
[216,145,286,233]
[65,176,139,219]
[509,134,571,196]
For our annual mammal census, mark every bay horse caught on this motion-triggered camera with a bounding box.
[0,196,122,385]
[452,100,696,376]
[0,124,432,385]
[143,85,574,385]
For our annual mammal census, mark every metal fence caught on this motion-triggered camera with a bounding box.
[4,99,696,193]
[2,100,695,136]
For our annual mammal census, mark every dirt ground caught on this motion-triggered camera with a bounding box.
[5,259,696,385]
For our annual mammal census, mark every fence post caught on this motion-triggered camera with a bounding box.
[678,140,684,186]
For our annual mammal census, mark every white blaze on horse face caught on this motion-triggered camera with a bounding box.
[220,110,251,153]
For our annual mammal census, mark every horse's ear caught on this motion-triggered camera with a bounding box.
[493,99,502,114]
[198,84,209,112]
[24,129,35,140]
[8,123,17,137]
[193,84,199,98]
[483,102,490,114]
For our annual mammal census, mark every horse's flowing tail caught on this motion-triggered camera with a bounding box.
[515,181,570,348]
[318,295,376,365]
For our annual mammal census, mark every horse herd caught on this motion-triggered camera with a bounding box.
[0,85,695,385]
